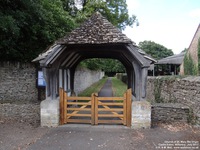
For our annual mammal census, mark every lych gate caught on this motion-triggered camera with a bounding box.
[33,12,156,128]
[59,88,133,126]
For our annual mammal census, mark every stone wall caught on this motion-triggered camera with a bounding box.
[74,67,104,95]
[0,103,40,126]
[187,25,200,65]
[180,24,200,75]
[0,61,38,102]
[0,62,105,102]
[147,76,200,125]
[151,103,190,125]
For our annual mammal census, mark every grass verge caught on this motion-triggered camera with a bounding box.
[111,77,127,97]
[78,77,108,97]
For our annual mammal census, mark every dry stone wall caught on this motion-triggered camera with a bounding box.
[0,62,104,125]
[0,61,38,102]
[0,103,40,126]
[147,76,200,125]
[151,103,190,124]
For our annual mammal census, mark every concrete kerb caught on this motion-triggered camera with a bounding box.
[59,124,130,129]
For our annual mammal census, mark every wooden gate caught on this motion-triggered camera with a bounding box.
[59,88,132,127]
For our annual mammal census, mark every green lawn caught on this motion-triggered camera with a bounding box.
[111,77,127,97]
[78,76,127,97]
[78,77,107,97]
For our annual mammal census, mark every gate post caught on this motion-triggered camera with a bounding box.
[91,93,95,125]
[126,89,132,127]
[123,92,127,125]
[59,88,64,125]
[64,91,67,124]
[94,93,98,125]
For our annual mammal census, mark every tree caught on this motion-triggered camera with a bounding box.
[0,0,136,62]
[62,0,136,30]
[181,48,188,53]
[183,53,198,75]
[80,58,125,72]
[0,0,75,61]
[138,40,174,60]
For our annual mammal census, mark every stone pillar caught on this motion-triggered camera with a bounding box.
[40,98,59,127]
[132,101,151,129]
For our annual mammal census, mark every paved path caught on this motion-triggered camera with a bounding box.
[98,77,113,97]
[27,124,200,150]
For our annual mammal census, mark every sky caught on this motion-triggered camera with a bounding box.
[123,0,200,54]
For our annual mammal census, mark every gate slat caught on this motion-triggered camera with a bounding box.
[98,120,123,124]
[67,102,91,105]
[98,102,123,106]
[97,97,124,100]
[98,108,123,111]
[67,114,91,117]
[67,119,91,124]
[67,97,91,100]
[66,101,91,119]
[67,108,91,111]
[98,114,123,118]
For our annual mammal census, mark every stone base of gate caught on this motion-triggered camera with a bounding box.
[131,101,151,129]
[40,98,59,127]
[40,99,151,128]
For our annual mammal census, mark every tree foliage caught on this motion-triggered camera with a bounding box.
[198,38,200,75]
[0,0,75,61]
[62,0,136,30]
[80,58,125,72]
[0,0,136,62]
[138,40,174,60]
[181,48,188,53]
[183,53,198,75]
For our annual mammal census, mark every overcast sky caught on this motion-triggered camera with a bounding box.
[123,0,200,54]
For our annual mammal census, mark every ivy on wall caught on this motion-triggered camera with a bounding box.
[183,53,198,75]
[154,78,163,103]
[198,38,200,75]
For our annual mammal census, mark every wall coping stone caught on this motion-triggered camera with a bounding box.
[152,103,190,109]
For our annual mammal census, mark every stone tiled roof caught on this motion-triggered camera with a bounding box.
[56,12,134,45]
[32,12,156,65]
[156,52,185,65]
[32,44,63,62]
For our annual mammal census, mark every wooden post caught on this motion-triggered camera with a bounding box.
[91,93,95,125]
[94,93,98,125]
[126,89,132,127]
[59,88,64,125]
[123,92,127,125]
[64,91,67,123]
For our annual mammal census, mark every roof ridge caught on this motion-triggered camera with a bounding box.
[56,12,134,45]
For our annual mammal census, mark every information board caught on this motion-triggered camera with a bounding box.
[37,71,46,87]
